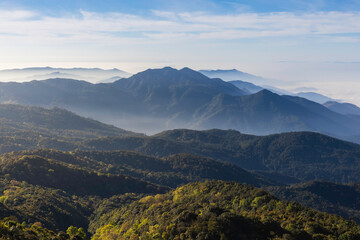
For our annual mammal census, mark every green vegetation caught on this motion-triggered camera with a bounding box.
[1,109,360,186]
[268,181,360,223]
[0,149,358,239]
[0,153,168,197]
[82,129,360,184]
[0,178,91,232]
[0,217,73,239]
[0,104,360,239]
[3,149,273,188]
[92,180,360,239]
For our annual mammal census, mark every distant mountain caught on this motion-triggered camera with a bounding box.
[268,181,360,223]
[229,80,337,104]
[0,67,132,83]
[228,80,263,93]
[0,67,248,133]
[296,92,336,104]
[0,67,360,138]
[324,101,360,115]
[27,71,83,80]
[229,79,339,107]
[199,69,267,84]
[96,76,122,83]
[193,90,360,136]
[0,104,138,139]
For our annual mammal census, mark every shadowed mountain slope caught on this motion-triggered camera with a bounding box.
[81,129,360,184]
[268,181,360,223]
[5,149,273,188]
[0,153,168,197]
[324,101,360,116]
[0,104,139,138]
[1,67,360,138]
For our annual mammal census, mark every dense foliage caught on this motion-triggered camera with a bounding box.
[0,217,74,240]
[4,149,272,188]
[83,129,360,184]
[0,103,359,239]
[268,181,360,223]
[92,181,360,240]
[0,178,92,232]
[1,110,360,185]
[0,153,168,197]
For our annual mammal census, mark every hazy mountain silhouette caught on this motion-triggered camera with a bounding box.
[229,80,263,93]
[0,104,138,138]
[324,101,360,116]
[296,92,335,104]
[0,67,131,83]
[229,80,336,104]
[199,69,266,83]
[0,67,360,139]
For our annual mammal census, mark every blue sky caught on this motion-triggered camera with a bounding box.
[3,0,360,14]
[0,0,360,104]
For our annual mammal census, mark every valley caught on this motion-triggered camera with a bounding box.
[0,68,359,239]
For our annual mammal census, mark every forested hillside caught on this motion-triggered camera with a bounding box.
[0,153,168,197]
[268,181,360,223]
[81,129,360,184]
[1,126,360,184]
[2,149,273,188]
[0,103,359,239]
[92,181,360,239]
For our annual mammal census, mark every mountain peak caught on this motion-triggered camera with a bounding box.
[128,67,209,82]
[255,89,278,97]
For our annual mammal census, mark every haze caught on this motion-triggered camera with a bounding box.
[0,0,359,104]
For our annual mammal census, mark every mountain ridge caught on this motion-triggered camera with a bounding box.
[1,67,360,139]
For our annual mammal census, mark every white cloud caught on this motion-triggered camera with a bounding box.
[0,9,360,45]
[0,10,37,20]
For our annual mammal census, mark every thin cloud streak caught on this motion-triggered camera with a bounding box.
[0,9,359,44]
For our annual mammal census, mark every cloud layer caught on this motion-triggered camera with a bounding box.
[0,9,360,44]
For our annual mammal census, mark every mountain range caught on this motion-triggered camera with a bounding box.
[0,102,359,238]
[199,69,268,84]
[0,67,131,83]
[0,67,360,141]
[1,104,359,185]
[324,101,360,115]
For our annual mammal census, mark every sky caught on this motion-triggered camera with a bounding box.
[0,0,360,104]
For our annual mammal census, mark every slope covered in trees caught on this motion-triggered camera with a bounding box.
[0,127,359,185]
[0,104,139,139]
[0,153,168,197]
[0,217,76,240]
[268,181,360,224]
[0,178,91,232]
[4,149,273,188]
[81,129,360,184]
[92,180,360,239]
[0,149,358,238]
